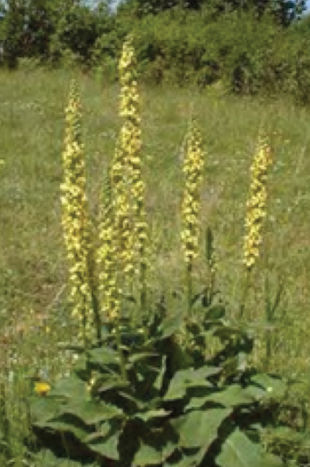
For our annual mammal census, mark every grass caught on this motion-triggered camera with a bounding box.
[0,66,310,464]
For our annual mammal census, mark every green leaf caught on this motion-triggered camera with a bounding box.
[186,384,264,410]
[88,347,120,367]
[204,305,225,321]
[154,356,167,392]
[133,443,163,465]
[135,409,170,422]
[164,366,220,401]
[133,428,176,466]
[36,414,90,442]
[128,352,159,365]
[87,424,121,461]
[251,374,287,399]
[216,428,283,467]
[63,400,123,425]
[158,313,184,340]
[172,408,231,449]
[117,390,146,410]
[30,396,61,424]
[163,448,205,467]
[32,449,93,466]
[96,374,129,393]
[84,422,111,442]
[48,375,88,402]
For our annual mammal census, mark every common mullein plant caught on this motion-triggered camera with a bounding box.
[117,36,148,308]
[60,80,94,346]
[241,135,273,316]
[181,118,205,314]
[30,42,302,467]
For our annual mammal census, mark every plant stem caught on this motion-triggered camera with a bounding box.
[140,260,147,313]
[187,262,193,316]
[88,246,102,346]
[114,322,127,381]
[239,268,251,319]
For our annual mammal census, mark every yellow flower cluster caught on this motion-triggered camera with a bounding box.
[111,141,135,276]
[60,80,92,333]
[114,37,148,281]
[243,136,272,270]
[181,119,205,266]
[97,172,119,321]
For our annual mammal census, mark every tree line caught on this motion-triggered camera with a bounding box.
[1,0,310,102]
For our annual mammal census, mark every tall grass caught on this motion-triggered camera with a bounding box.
[0,66,310,463]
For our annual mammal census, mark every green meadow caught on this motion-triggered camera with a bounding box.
[0,67,310,464]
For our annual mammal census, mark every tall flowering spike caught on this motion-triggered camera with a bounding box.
[97,171,119,321]
[243,135,273,271]
[115,36,148,286]
[60,80,92,337]
[181,118,205,267]
[111,141,135,277]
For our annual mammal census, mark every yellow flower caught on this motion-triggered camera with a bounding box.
[60,80,93,339]
[243,135,272,270]
[111,142,134,277]
[113,37,148,294]
[181,118,205,266]
[97,171,120,321]
[34,381,51,396]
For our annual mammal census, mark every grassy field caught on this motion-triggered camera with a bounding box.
[0,67,310,464]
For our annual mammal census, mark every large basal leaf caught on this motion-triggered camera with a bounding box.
[133,426,177,466]
[164,366,220,401]
[36,414,90,442]
[32,449,95,466]
[172,408,231,449]
[251,374,287,400]
[61,400,124,425]
[31,396,62,424]
[86,423,121,461]
[133,439,176,466]
[216,428,283,467]
[186,384,265,411]
[48,375,89,402]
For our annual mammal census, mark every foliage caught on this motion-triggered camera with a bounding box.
[1,68,310,464]
[118,0,305,24]
[26,45,309,465]
[0,0,310,103]
[30,297,288,466]
[127,7,310,102]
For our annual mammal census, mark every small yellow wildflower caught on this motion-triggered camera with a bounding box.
[181,118,205,266]
[34,381,51,396]
[60,80,93,338]
[243,135,272,270]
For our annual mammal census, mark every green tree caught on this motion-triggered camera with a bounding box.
[117,0,306,24]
